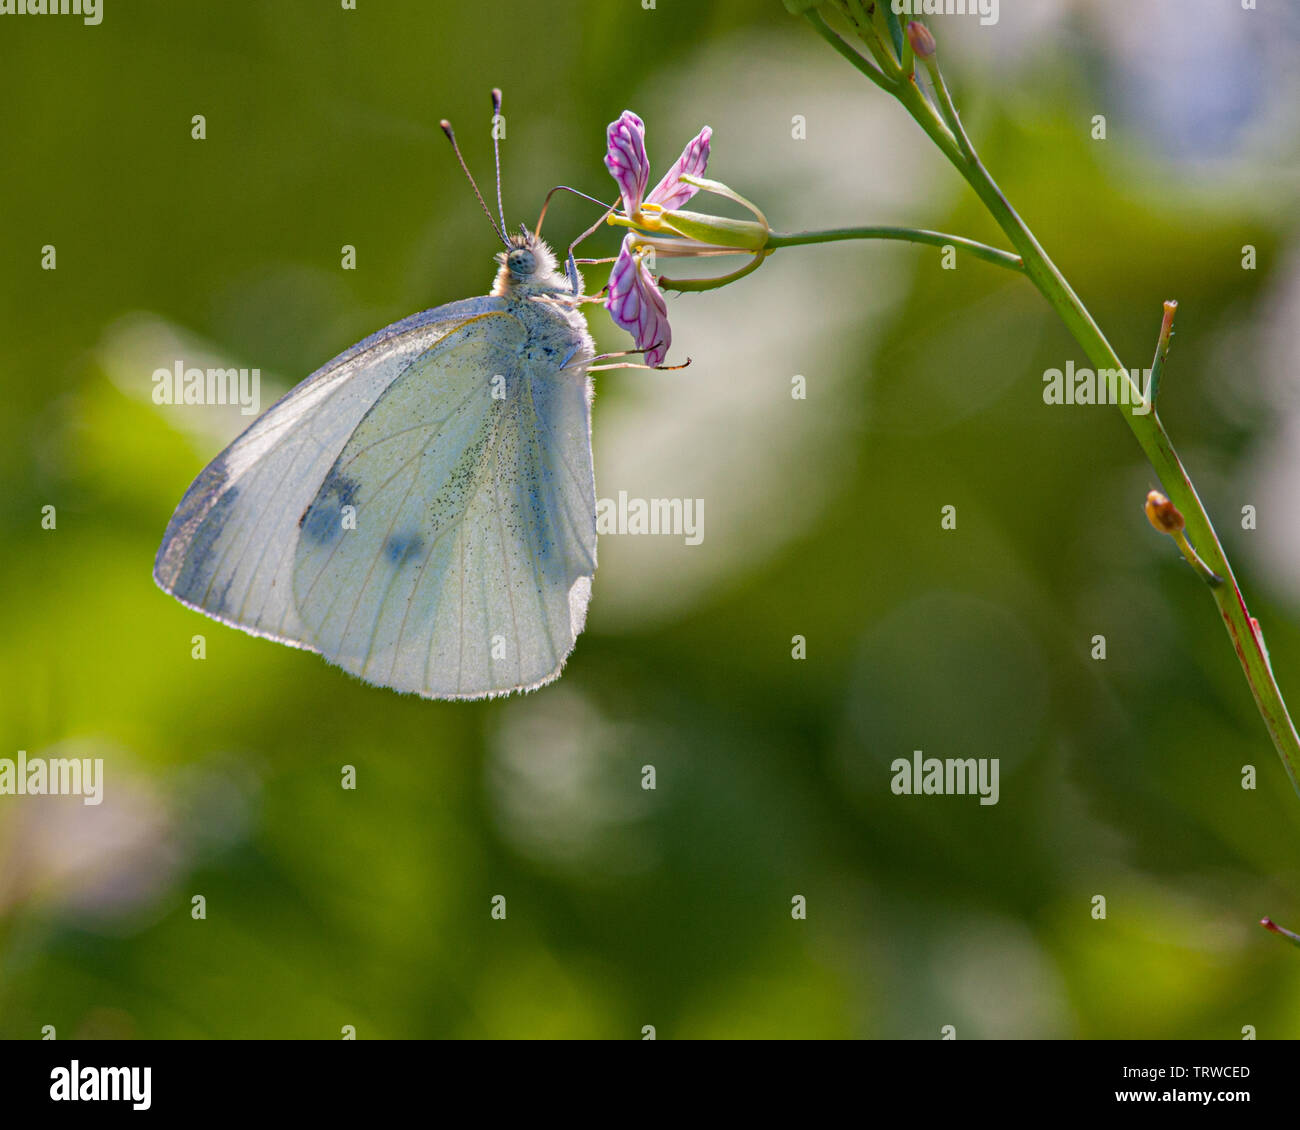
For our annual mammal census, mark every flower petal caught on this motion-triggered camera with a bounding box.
[646,126,712,211]
[604,111,649,216]
[605,234,670,367]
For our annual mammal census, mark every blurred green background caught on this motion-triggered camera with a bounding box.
[3,0,1300,1039]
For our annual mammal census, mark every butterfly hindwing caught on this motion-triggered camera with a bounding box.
[290,310,597,699]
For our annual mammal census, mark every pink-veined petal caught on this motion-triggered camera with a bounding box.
[646,126,712,211]
[604,111,649,215]
[605,234,671,367]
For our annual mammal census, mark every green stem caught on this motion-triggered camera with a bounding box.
[766,226,1024,273]
[1147,299,1178,408]
[920,56,975,163]
[841,0,903,81]
[1172,528,1223,589]
[661,250,771,293]
[806,8,897,95]
[811,15,1300,799]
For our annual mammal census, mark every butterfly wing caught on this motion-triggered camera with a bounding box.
[290,310,597,698]
[154,298,503,649]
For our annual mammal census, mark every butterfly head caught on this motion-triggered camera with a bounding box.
[492,229,564,296]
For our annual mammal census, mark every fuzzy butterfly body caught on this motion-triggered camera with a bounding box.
[154,234,598,699]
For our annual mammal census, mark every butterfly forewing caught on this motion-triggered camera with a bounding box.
[153,299,506,649]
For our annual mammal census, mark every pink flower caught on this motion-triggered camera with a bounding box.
[605,111,712,219]
[644,125,712,212]
[605,233,671,367]
[602,112,719,365]
[604,111,650,218]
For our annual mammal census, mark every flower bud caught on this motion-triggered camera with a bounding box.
[906,21,936,59]
[1144,490,1184,534]
[1261,917,1300,946]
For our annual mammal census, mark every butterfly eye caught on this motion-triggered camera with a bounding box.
[507,249,535,276]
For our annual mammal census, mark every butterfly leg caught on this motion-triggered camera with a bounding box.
[586,360,691,372]
[576,345,691,373]
[564,202,619,295]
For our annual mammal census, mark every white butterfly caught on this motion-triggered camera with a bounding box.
[155,107,600,700]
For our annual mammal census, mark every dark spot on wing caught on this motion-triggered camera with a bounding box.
[299,470,361,546]
[385,532,425,566]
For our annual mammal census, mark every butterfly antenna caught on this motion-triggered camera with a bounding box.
[440,118,508,247]
[490,88,507,238]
